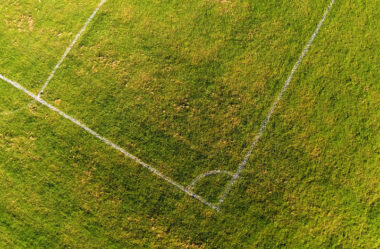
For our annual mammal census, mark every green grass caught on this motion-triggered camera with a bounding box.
[0,0,100,91]
[43,0,332,186]
[0,0,379,248]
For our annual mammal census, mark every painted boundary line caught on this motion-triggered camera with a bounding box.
[37,0,108,98]
[0,73,219,211]
[217,0,336,207]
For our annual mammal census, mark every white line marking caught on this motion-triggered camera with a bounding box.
[217,0,336,206]
[37,0,107,98]
[0,73,219,211]
[187,170,234,189]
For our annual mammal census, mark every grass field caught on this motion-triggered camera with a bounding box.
[0,0,379,248]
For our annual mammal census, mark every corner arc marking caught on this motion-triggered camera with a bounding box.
[187,170,234,189]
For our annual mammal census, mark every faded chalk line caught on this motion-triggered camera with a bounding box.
[0,73,219,211]
[37,0,107,98]
[0,101,34,116]
[217,0,336,207]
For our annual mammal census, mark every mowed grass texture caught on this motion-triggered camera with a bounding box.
[0,0,379,248]
[43,0,331,195]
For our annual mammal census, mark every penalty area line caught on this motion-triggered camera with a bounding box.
[0,73,219,211]
[2,0,108,116]
[37,0,108,98]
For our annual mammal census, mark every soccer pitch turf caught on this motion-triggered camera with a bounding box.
[0,0,379,248]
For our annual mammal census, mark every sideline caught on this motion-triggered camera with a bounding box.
[217,0,336,207]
